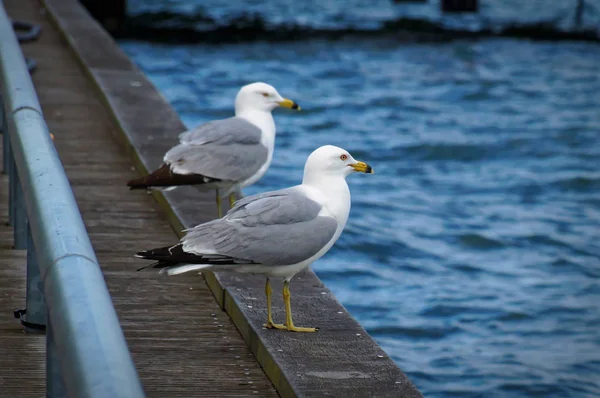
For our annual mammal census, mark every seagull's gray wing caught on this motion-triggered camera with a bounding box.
[164,117,268,181]
[182,187,338,266]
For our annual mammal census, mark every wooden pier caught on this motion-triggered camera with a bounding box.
[0,0,422,396]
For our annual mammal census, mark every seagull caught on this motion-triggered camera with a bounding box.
[127,82,300,217]
[135,145,373,332]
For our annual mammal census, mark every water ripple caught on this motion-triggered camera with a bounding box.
[121,29,600,398]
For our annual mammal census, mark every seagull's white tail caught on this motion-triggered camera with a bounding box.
[160,264,212,276]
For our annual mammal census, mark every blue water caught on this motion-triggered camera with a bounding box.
[119,2,600,397]
[126,0,600,33]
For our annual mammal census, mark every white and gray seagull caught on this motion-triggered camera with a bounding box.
[135,145,373,332]
[127,82,300,217]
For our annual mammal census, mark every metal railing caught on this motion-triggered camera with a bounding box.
[0,3,145,397]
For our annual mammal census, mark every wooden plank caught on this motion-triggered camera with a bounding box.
[37,0,424,397]
[3,0,278,396]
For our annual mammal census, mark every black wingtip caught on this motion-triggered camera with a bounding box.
[136,261,162,272]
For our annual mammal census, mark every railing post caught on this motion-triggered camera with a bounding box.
[13,171,27,249]
[46,316,67,398]
[24,224,47,331]
[2,94,13,224]
[1,95,8,174]
[8,134,15,225]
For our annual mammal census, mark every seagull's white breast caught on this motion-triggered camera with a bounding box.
[237,111,276,189]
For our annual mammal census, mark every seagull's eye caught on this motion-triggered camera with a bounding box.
[262,92,270,97]
[340,154,348,161]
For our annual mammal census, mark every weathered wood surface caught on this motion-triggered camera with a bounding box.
[39,0,424,396]
[2,0,278,396]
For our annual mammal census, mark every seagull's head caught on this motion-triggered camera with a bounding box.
[235,82,300,114]
[303,145,374,183]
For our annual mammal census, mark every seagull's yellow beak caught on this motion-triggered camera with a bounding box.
[278,98,301,110]
[350,161,374,174]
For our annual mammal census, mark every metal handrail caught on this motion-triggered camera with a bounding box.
[0,4,144,397]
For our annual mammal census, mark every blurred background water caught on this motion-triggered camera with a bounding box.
[119,1,600,396]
